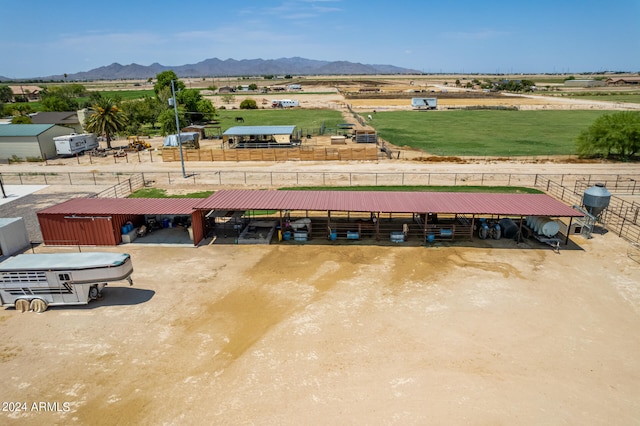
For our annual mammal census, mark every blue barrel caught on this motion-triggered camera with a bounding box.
[329,231,337,241]
[346,231,359,239]
[122,225,129,234]
[426,233,435,243]
[127,223,134,233]
[162,218,169,228]
[283,231,291,241]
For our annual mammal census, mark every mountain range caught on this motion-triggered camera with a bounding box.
[1,57,421,81]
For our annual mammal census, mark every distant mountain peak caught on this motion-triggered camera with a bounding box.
[3,57,421,81]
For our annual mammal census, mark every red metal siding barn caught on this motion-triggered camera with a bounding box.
[37,198,202,246]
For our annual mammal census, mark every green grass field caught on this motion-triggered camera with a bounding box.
[128,188,213,198]
[129,186,541,198]
[367,110,609,156]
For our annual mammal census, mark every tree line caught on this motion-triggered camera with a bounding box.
[0,71,217,148]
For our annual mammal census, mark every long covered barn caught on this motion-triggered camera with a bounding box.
[36,190,583,247]
[194,190,583,245]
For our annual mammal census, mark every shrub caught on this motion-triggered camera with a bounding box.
[240,99,258,109]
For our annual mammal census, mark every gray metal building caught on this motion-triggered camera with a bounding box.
[0,124,72,162]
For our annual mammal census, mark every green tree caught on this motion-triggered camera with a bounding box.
[239,98,258,109]
[177,89,202,114]
[221,94,234,104]
[576,111,640,160]
[248,83,258,91]
[154,71,184,96]
[41,95,78,111]
[157,108,188,134]
[121,96,163,130]
[0,85,12,103]
[196,99,216,121]
[40,86,79,111]
[8,103,32,117]
[66,83,87,98]
[11,115,32,124]
[84,98,128,149]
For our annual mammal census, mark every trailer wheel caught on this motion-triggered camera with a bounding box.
[89,286,99,300]
[15,299,30,313]
[30,299,48,313]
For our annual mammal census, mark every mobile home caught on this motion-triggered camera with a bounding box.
[0,252,134,312]
[53,133,98,156]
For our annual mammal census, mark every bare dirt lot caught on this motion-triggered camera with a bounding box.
[2,79,640,424]
[1,233,640,425]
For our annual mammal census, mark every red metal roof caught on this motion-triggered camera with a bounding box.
[38,198,201,215]
[194,190,583,217]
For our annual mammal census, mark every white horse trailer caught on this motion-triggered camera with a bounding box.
[271,99,299,108]
[0,252,134,313]
[411,97,437,110]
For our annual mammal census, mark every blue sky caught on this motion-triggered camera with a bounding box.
[1,0,638,78]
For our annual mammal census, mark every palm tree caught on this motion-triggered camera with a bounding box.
[85,98,128,149]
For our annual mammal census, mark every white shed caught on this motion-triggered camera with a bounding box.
[0,218,30,257]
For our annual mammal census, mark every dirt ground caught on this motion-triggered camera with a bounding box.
[2,83,640,424]
[1,231,639,425]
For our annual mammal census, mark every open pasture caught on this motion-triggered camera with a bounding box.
[368,110,609,156]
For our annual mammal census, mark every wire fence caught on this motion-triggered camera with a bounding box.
[535,175,640,244]
[2,170,640,191]
[3,169,639,243]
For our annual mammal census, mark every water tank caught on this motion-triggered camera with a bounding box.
[530,216,560,237]
[583,183,611,217]
[498,218,519,239]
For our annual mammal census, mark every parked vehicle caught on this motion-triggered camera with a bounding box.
[271,99,299,108]
[53,133,99,156]
[411,97,437,110]
[0,252,134,313]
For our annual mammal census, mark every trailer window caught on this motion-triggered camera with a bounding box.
[0,271,47,283]
[58,273,70,281]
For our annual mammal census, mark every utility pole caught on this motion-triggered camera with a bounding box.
[170,79,186,178]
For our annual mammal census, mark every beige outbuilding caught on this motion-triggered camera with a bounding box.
[0,124,71,162]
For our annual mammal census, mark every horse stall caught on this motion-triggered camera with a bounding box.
[280,211,314,242]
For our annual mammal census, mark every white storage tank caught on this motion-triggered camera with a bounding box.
[529,216,560,237]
